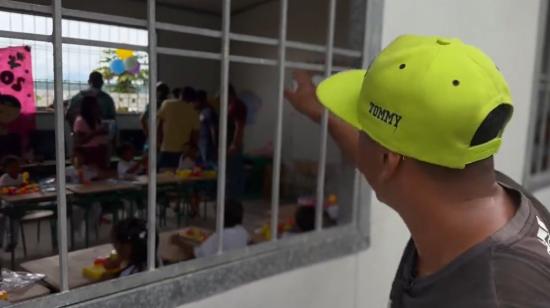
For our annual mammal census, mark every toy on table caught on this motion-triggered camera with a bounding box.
[0,183,39,196]
[256,217,294,241]
[82,250,121,281]
[176,166,215,179]
[297,194,338,208]
[177,227,207,244]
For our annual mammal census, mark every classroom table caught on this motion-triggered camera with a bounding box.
[158,227,212,264]
[20,243,114,290]
[0,190,62,205]
[132,173,217,186]
[251,204,299,244]
[133,173,217,226]
[8,283,51,303]
[66,181,138,195]
[0,190,68,269]
[19,226,212,290]
[67,181,140,247]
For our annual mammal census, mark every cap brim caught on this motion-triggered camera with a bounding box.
[316,69,365,130]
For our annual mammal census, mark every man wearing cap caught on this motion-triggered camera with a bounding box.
[285,35,550,307]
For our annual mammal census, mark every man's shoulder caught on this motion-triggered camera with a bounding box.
[491,245,550,308]
[97,90,114,100]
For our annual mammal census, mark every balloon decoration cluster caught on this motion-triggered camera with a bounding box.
[110,49,141,75]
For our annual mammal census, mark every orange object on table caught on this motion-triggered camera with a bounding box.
[178,227,207,244]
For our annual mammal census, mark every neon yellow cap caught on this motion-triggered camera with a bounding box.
[317,35,513,169]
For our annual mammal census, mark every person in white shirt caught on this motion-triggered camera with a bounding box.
[117,143,145,180]
[0,156,23,187]
[172,199,249,258]
[66,148,99,184]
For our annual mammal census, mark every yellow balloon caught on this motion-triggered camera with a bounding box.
[116,49,134,60]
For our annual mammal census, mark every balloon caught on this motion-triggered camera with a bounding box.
[129,62,141,75]
[110,59,125,75]
[116,49,134,60]
[124,56,139,72]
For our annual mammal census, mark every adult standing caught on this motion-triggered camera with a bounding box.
[157,86,200,169]
[141,82,170,139]
[284,35,550,307]
[226,84,247,200]
[193,90,218,165]
[66,71,116,128]
[73,96,109,169]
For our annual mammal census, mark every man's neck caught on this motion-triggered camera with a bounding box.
[397,176,517,277]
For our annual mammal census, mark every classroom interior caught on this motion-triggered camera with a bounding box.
[0,0,362,303]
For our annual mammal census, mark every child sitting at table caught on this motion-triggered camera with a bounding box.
[0,156,24,251]
[117,143,145,180]
[0,156,23,187]
[66,147,99,184]
[172,199,249,258]
[104,218,159,277]
[177,145,199,170]
[285,206,335,236]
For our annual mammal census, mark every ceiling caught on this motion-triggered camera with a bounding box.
[157,0,275,15]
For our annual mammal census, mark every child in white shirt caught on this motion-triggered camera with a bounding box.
[66,148,99,184]
[172,199,249,258]
[117,143,145,180]
[0,156,23,187]
[178,146,199,170]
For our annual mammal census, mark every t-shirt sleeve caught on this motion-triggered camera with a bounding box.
[194,234,218,258]
[493,251,550,308]
[66,94,83,124]
[103,93,116,119]
[117,161,130,177]
[157,101,167,120]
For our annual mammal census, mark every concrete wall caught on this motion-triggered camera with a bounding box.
[177,0,543,307]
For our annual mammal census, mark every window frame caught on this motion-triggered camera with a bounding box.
[524,0,550,190]
[1,0,384,306]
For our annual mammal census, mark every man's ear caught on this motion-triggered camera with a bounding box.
[379,151,402,182]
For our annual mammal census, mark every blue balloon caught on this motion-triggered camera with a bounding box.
[110,59,125,75]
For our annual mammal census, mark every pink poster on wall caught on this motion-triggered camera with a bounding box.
[0,46,36,155]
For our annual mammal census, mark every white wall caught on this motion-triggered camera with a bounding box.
[177,0,543,307]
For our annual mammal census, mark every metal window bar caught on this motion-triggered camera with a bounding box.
[315,0,336,231]
[155,21,361,58]
[53,0,69,292]
[157,46,351,72]
[216,0,231,255]
[270,0,288,241]
[0,0,372,305]
[535,47,550,173]
[0,0,361,59]
[146,0,158,271]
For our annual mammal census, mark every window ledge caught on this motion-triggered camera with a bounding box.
[12,225,368,308]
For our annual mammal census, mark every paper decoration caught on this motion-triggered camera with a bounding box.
[0,46,35,135]
[115,49,134,60]
[110,59,126,75]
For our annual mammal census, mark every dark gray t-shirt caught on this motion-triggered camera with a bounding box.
[390,172,550,308]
